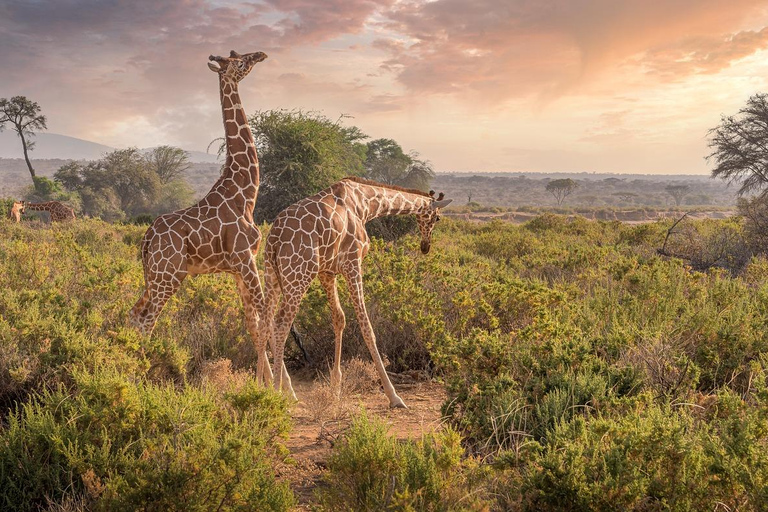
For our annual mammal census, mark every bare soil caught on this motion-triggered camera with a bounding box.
[277,377,447,510]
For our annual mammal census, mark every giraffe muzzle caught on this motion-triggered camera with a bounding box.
[420,241,431,254]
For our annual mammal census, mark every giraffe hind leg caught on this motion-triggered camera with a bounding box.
[318,272,345,398]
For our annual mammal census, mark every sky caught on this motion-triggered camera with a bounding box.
[3,0,768,174]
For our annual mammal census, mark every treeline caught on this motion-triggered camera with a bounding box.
[14,110,435,225]
[435,172,738,210]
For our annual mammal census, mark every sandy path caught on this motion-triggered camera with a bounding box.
[277,377,447,510]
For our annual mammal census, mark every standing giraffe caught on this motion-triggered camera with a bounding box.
[129,50,293,392]
[8,201,25,222]
[258,177,452,408]
[24,201,75,222]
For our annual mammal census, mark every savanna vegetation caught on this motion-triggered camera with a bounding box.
[3,95,768,510]
[2,208,768,510]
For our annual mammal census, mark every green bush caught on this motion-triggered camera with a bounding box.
[319,412,488,511]
[0,370,293,511]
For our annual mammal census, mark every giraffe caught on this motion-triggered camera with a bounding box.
[24,201,75,222]
[128,49,294,393]
[257,177,452,408]
[8,201,25,222]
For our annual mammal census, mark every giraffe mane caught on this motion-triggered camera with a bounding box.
[341,176,432,197]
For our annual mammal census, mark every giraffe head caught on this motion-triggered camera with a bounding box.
[416,191,452,254]
[14,201,25,215]
[208,50,267,82]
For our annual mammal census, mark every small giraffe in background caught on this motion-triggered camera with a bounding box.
[258,177,452,408]
[24,201,76,222]
[8,201,25,222]
[129,50,293,394]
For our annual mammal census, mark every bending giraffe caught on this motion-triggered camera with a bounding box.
[24,201,75,222]
[258,177,452,408]
[129,50,293,393]
[8,201,25,222]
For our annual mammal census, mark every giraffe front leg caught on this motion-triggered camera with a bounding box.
[342,266,406,409]
[130,273,186,337]
[318,272,345,398]
[236,265,295,399]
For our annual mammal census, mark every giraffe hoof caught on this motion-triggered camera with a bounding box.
[390,398,407,409]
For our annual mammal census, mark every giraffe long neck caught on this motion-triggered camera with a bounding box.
[25,203,50,212]
[209,75,259,218]
[352,184,431,222]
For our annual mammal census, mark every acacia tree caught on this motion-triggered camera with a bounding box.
[545,178,578,205]
[145,145,191,184]
[0,96,47,181]
[250,110,368,222]
[708,93,768,196]
[665,184,690,206]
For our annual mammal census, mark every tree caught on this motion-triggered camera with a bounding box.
[614,191,638,203]
[0,96,47,181]
[54,147,193,221]
[665,184,690,206]
[708,93,768,196]
[145,146,191,184]
[251,110,368,222]
[545,178,578,205]
[364,138,434,191]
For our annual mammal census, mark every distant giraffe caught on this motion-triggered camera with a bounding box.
[24,201,75,222]
[8,201,24,222]
[258,177,452,408]
[128,50,293,393]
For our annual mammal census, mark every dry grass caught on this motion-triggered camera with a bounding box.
[197,358,252,393]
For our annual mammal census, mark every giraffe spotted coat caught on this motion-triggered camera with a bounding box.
[259,177,452,408]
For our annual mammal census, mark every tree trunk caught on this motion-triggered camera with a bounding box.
[19,131,35,179]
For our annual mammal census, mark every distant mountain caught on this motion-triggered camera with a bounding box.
[0,132,221,163]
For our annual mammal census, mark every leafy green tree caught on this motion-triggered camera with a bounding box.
[0,96,47,182]
[708,93,768,196]
[145,145,191,184]
[54,147,193,221]
[545,178,578,205]
[364,138,435,191]
[250,110,368,222]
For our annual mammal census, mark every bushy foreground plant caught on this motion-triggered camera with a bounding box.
[0,369,293,511]
[319,412,489,511]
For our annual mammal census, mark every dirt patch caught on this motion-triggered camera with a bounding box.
[278,375,447,510]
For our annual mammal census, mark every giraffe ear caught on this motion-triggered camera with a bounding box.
[208,62,222,73]
[431,199,452,209]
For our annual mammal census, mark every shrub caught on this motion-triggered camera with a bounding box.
[319,412,488,511]
[0,370,294,512]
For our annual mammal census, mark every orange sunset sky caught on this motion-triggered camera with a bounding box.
[3,0,768,174]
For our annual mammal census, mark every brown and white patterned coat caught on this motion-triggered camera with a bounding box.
[24,201,75,222]
[259,177,452,408]
[129,50,293,392]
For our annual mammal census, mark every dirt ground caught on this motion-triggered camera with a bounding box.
[277,375,447,510]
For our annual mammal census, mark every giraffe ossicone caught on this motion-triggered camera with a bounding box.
[129,50,294,396]
[258,177,452,408]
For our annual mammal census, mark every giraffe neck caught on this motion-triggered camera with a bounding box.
[206,75,259,218]
[25,203,51,212]
[350,183,431,222]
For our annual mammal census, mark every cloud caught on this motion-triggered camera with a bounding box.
[374,0,768,102]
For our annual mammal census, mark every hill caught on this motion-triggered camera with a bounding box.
[0,131,220,162]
